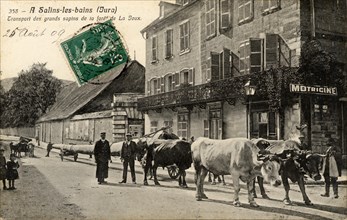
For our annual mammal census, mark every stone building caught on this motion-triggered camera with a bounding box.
[37,61,145,144]
[138,0,346,155]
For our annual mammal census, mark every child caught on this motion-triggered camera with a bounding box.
[0,147,7,190]
[6,153,20,190]
[321,138,342,198]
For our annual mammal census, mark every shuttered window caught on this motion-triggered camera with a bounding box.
[207,49,232,81]
[165,29,173,59]
[250,38,263,73]
[262,0,279,13]
[151,36,158,62]
[165,74,174,92]
[175,72,180,88]
[265,34,279,69]
[206,0,216,39]
[211,52,220,81]
[179,21,190,52]
[238,0,253,24]
[231,51,240,76]
[220,0,232,30]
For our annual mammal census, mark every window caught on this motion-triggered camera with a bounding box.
[163,121,173,133]
[150,121,158,133]
[262,0,279,14]
[239,41,250,75]
[149,78,161,95]
[239,39,263,75]
[265,34,292,70]
[177,113,189,139]
[238,0,253,24]
[151,36,158,62]
[179,21,190,52]
[251,111,277,139]
[209,110,222,139]
[220,0,232,31]
[206,48,232,82]
[165,74,174,92]
[179,68,195,86]
[204,120,209,137]
[165,29,173,59]
[206,0,216,39]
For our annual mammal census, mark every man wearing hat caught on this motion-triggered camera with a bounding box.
[119,133,137,184]
[0,147,7,190]
[94,132,111,184]
[321,138,342,198]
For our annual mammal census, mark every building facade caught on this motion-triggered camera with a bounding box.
[139,0,347,155]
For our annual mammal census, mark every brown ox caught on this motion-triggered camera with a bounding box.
[192,137,281,207]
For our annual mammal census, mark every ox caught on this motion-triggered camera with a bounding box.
[254,139,322,205]
[137,138,192,187]
[192,137,281,207]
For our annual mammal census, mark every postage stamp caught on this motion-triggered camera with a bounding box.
[60,20,128,85]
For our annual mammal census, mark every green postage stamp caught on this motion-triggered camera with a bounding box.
[61,20,128,85]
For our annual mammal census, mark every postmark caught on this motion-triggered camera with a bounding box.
[60,20,128,85]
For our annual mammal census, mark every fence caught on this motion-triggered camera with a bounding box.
[0,127,35,138]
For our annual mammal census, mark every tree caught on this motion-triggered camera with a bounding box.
[1,63,62,127]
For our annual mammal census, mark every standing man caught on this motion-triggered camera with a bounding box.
[119,133,137,184]
[45,142,53,157]
[94,132,111,184]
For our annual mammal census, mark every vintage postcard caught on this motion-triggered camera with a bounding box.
[1,0,346,219]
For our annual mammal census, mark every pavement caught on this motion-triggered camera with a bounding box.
[1,135,347,185]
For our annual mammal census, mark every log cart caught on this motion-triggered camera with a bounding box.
[56,144,93,162]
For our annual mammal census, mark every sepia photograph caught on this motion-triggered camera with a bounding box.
[0,0,346,219]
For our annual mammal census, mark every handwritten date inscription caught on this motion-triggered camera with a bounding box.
[2,27,65,43]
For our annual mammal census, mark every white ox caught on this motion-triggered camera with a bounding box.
[192,137,281,207]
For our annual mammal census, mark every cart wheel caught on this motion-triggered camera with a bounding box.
[167,166,179,179]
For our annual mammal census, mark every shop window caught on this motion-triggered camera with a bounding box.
[251,111,277,139]
[151,36,158,62]
[150,121,158,133]
[262,0,280,15]
[238,0,253,24]
[206,0,216,39]
[179,21,190,53]
[165,29,173,59]
[177,113,189,139]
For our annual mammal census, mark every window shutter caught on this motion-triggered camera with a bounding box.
[265,34,279,69]
[279,36,292,67]
[220,0,231,30]
[206,57,211,82]
[156,78,161,94]
[268,111,276,139]
[175,72,180,87]
[222,48,231,79]
[180,25,184,51]
[147,80,151,95]
[160,76,165,93]
[188,68,195,85]
[231,52,240,76]
[211,52,220,81]
[250,38,263,74]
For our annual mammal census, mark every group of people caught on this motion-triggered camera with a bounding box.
[94,132,137,185]
[0,147,20,190]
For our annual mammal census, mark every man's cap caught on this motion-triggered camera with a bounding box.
[100,132,106,135]
[126,133,132,137]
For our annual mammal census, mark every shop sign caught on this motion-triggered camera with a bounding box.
[290,84,338,96]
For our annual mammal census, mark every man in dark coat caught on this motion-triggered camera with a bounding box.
[94,132,111,184]
[119,133,137,184]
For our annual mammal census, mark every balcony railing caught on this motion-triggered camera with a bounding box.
[138,75,249,111]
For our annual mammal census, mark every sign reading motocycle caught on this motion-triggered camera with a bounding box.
[290,84,338,96]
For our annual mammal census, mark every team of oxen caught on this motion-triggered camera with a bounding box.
[135,132,323,208]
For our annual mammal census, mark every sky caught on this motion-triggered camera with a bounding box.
[1,0,174,81]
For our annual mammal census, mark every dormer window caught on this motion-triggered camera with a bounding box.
[159,5,164,19]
